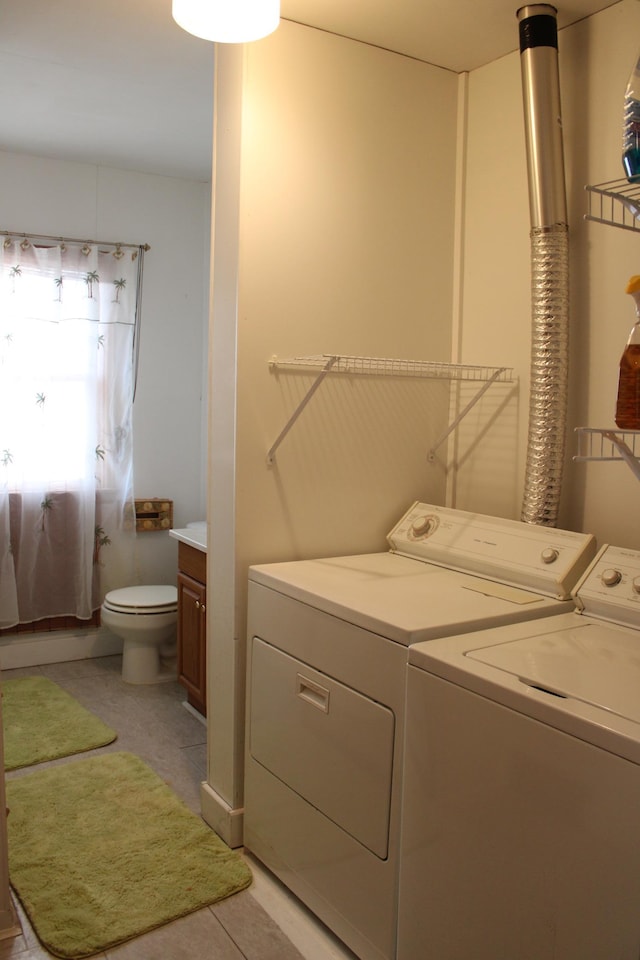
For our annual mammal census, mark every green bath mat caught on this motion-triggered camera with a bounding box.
[6,751,252,958]
[2,676,117,770]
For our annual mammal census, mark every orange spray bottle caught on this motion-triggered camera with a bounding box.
[615,275,640,430]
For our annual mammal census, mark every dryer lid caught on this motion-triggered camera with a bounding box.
[104,585,177,614]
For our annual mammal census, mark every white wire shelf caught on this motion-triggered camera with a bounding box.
[585,178,640,233]
[574,427,640,482]
[266,354,514,466]
[269,354,513,382]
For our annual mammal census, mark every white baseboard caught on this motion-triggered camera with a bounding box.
[200,779,244,848]
[182,700,207,726]
[0,627,123,670]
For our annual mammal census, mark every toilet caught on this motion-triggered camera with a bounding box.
[101,585,178,684]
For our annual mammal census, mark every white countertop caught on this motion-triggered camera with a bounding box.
[169,526,207,552]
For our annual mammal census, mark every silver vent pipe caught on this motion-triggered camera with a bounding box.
[517,4,569,526]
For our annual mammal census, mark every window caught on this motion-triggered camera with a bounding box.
[0,236,143,629]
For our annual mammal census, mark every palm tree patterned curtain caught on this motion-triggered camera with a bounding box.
[0,236,143,629]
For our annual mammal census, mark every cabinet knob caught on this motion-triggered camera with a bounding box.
[195,600,200,608]
[201,604,206,613]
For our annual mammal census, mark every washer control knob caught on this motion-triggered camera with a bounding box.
[601,568,622,587]
[540,547,559,565]
[632,578,640,595]
[411,515,435,538]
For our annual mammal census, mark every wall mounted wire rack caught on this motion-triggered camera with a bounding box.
[266,354,514,466]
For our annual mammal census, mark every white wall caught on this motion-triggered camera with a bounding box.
[205,21,460,837]
[457,0,640,549]
[0,151,210,585]
[237,22,458,564]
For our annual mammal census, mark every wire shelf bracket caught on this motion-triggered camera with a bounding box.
[426,368,507,462]
[266,354,513,466]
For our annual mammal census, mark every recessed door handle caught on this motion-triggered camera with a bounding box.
[296,674,330,713]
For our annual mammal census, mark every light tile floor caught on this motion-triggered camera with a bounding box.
[0,656,357,960]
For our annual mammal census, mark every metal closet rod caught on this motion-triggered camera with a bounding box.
[1,229,150,252]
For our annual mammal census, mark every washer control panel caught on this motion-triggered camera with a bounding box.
[387,502,597,599]
[575,545,640,628]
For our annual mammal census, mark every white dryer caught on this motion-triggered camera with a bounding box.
[244,502,597,960]
[398,543,640,960]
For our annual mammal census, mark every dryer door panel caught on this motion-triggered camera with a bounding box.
[249,636,395,858]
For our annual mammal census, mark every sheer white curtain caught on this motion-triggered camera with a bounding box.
[0,236,141,629]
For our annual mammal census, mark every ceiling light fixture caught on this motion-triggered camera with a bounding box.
[172,0,280,43]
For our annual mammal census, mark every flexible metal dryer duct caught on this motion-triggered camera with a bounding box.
[517,4,568,526]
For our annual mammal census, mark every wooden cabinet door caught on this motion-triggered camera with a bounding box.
[177,571,207,716]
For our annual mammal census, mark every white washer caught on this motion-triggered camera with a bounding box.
[244,501,597,960]
[398,543,640,960]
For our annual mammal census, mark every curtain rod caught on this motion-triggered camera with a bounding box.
[1,229,150,252]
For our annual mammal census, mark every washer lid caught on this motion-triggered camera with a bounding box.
[104,585,177,613]
[408,613,640,764]
[467,620,640,725]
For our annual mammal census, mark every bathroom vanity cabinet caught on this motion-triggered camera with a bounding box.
[176,542,207,716]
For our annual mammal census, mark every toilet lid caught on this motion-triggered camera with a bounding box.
[103,585,178,614]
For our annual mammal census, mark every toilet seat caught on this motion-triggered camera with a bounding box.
[103,585,178,615]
